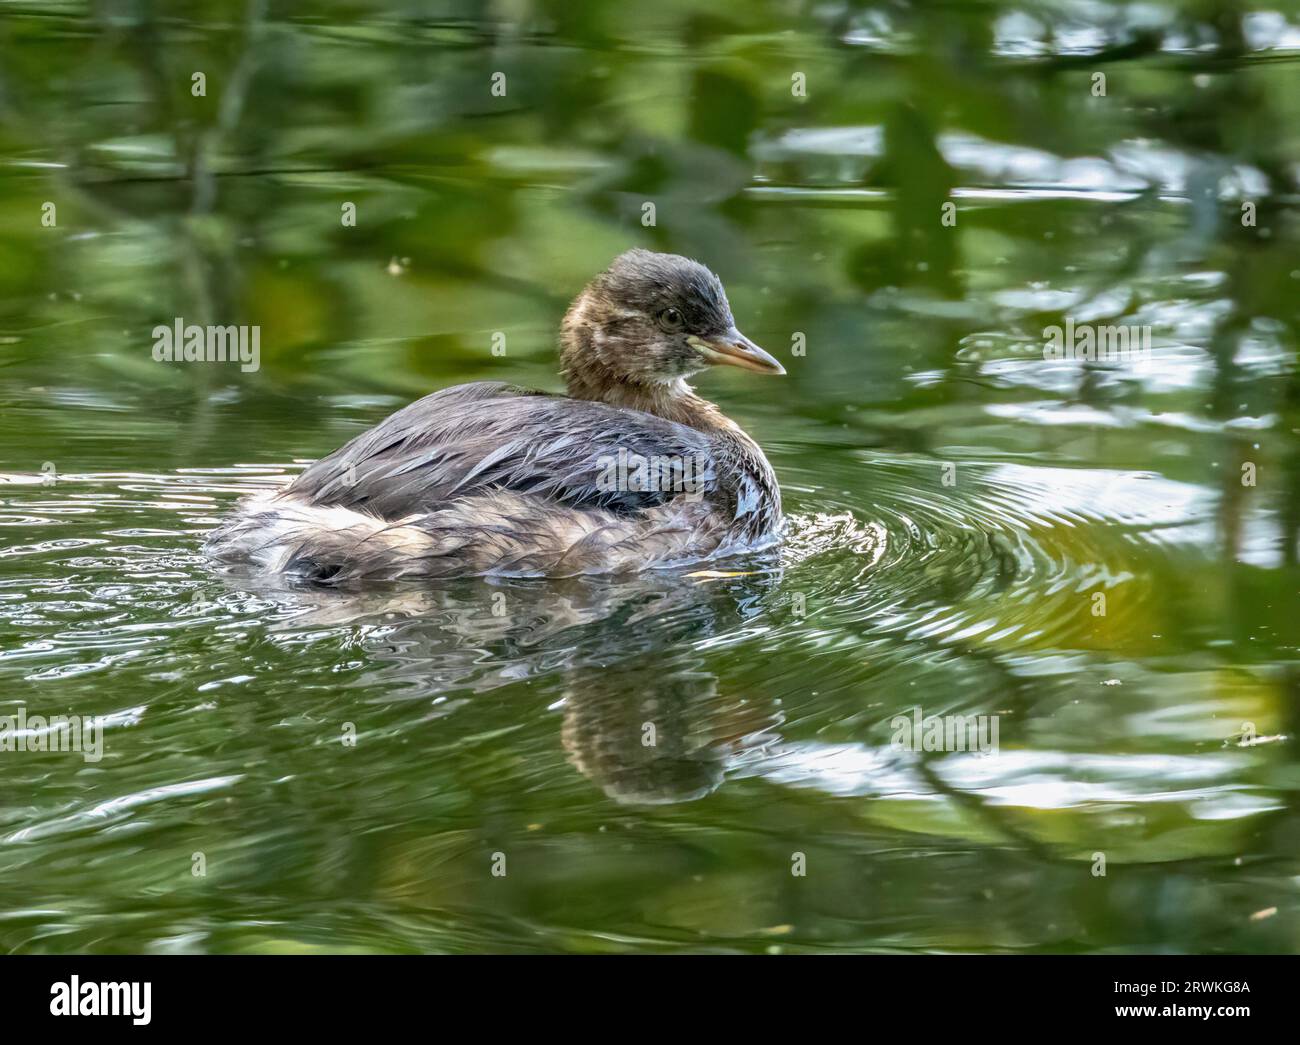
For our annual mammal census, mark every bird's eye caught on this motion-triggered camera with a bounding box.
[658,307,685,332]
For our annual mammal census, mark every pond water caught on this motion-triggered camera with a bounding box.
[0,1,1298,953]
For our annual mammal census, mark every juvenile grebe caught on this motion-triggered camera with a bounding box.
[205,249,785,582]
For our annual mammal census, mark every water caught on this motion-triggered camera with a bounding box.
[1,1,1298,953]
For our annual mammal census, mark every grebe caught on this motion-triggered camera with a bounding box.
[205,249,785,583]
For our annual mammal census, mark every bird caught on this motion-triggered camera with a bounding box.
[204,249,785,583]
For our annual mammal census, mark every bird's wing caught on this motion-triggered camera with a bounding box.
[284,381,721,517]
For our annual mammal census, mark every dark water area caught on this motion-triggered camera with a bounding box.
[0,1,1298,953]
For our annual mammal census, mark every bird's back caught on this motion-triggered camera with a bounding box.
[205,381,780,583]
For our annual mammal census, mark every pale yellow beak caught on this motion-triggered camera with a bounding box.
[689,330,786,375]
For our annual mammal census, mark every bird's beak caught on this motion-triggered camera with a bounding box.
[688,330,786,375]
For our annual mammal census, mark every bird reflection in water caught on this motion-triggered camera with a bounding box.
[213,558,784,804]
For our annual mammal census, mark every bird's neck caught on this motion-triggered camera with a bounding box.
[566,370,736,435]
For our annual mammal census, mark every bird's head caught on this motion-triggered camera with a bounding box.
[560,249,784,399]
